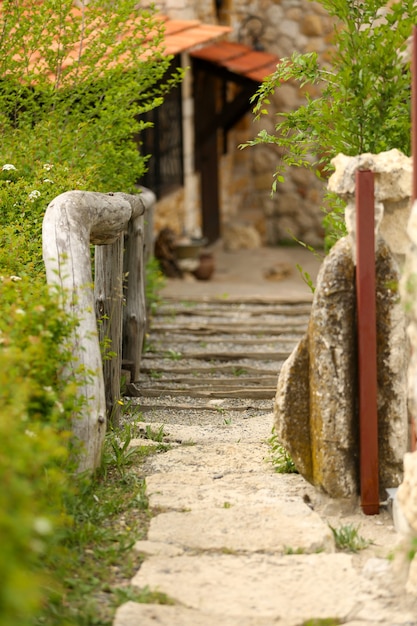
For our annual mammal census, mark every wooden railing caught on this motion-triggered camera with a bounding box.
[42,188,155,472]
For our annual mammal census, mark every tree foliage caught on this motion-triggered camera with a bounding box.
[244,0,417,247]
[0,0,182,192]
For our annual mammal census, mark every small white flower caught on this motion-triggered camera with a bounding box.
[43,163,53,171]
[2,163,16,171]
[29,190,41,200]
[43,178,54,183]
[33,517,52,535]
[25,429,36,438]
[10,275,22,282]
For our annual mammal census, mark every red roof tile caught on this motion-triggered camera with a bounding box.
[163,22,231,55]
[2,5,232,79]
[191,41,279,83]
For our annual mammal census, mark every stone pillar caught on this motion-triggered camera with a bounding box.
[397,198,417,594]
[274,149,410,500]
[329,149,413,262]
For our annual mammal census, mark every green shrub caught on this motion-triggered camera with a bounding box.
[0,161,95,276]
[0,275,80,626]
[0,3,181,622]
[0,0,182,195]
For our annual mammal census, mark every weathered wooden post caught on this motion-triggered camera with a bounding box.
[94,189,155,425]
[43,189,155,472]
[95,236,124,428]
[43,191,133,471]
[122,188,155,383]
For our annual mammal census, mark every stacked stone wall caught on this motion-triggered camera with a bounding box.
[152,0,335,247]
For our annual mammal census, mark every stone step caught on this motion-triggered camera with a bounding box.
[129,386,276,400]
[139,376,278,386]
[145,330,301,350]
[140,364,279,376]
[142,350,292,361]
[158,298,312,312]
[130,414,273,446]
[151,320,308,333]
[121,552,397,624]
[159,297,311,306]
[138,500,334,555]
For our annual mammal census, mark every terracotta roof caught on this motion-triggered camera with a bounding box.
[3,3,274,84]
[190,40,279,83]
[161,19,231,55]
[3,4,232,80]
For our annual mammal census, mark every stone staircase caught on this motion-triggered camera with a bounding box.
[114,296,417,626]
[129,297,310,399]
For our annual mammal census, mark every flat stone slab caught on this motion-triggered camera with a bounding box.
[114,603,413,626]
[131,552,415,623]
[144,441,271,475]
[145,501,334,554]
[113,602,301,626]
[130,414,274,445]
[145,471,313,510]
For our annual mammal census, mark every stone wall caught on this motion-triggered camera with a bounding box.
[151,0,335,246]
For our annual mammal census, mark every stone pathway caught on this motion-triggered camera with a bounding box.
[114,296,417,626]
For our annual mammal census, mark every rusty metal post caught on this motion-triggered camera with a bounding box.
[356,169,379,515]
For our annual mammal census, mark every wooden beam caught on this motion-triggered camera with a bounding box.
[194,70,221,242]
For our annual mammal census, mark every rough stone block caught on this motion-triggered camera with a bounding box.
[274,236,408,499]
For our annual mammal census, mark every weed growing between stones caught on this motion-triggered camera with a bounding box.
[102,421,147,478]
[36,426,171,626]
[301,617,342,626]
[406,536,417,561]
[144,424,166,443]
[268,427,298,474]
[329,523,372,553]
[111,585,176,608]
[165,348,183,361]
[283,546,305,555]
[145,257,166,317]
[232,367,248,377]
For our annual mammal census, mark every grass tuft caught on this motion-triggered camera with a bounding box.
[329,523,371,553]
[268,427,298,474]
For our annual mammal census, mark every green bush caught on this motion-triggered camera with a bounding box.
[0,161,95,276]
[0,275,80,626]
[0,2,181,621]
[244,0,417,248]
[0,0,182,195]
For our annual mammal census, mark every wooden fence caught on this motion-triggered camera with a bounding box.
[42,188,155,472]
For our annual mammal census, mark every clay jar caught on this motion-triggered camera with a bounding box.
[193,252,215,281]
